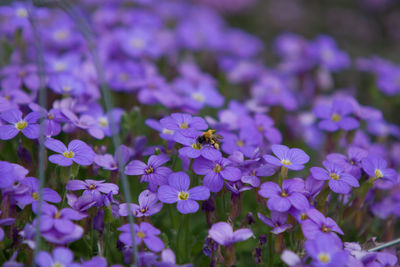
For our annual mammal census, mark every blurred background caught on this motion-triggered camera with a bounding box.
[199,0,400,61]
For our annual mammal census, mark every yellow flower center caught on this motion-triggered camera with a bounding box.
[281,159,291,165]
[48,113,55,120]
[180,122,189,129]
[119,73,129,81]
[15,121,27,130]
[62,85,72,92]
[131,38,145,48]
[280,191,288,197]
[99,117,108,127]
[136,231,146,239]
[250,170,256,176]
[329,173,339,180]
[236,140,244,147]
[192,92,205,102]
[52,263,65,267]
[192,143,203,150]
[300,213,308,220]
[54,30,69,41]
[257,126,264,132]
[375,169,383,179]
[145,166,154,174]
[162,129,173,135]
[63,151,75,158]
[54,62,66,72]
[54,211,61,219]
[331,113,341,122]
[318,253,330,263]
[321,225,330,233]
[178,191,189,200]
[140,207,148,213]
[16,8,28,18]
[31,192,39,201]
[88,184,96,190]
[213,164,222,173]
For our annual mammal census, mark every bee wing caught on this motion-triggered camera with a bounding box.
[214,134,224,140]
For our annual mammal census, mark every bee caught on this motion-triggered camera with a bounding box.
[196,129,223,150]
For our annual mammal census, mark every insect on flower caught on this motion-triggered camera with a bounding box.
[196,129,224,150]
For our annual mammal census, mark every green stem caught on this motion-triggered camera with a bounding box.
[279,167,288,186]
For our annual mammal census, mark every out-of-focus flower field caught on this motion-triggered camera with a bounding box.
[1,0,400,266]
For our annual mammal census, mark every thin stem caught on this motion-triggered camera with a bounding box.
[368,238,400,252]
[55,0,139,265]
[27,2,47,265]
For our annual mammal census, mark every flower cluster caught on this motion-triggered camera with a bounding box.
[0,0,399,266]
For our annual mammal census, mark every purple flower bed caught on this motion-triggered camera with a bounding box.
[0,0,400,266]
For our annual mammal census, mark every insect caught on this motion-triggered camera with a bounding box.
[196,129,224,150]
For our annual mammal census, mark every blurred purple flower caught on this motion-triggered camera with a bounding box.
[36,247,80,267]
[208,222,253,246]
[305,233,348,267]
[94,145,131,171]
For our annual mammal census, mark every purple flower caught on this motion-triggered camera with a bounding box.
[48,73,85,96]
[312,35,350,72]
[327,146,368,179]
[221,131,259,158]
[301,209,344,241]
[208,222,253,246]
[192,157,241,192]
[34,203,85,245]
[314,99,360,132]
[119,189,163,217]
[311,161,360,194]
[146,119,175,141]
[125,154,172,192]
[44,138,95,167]
[263,144,310,171]
[0,109,41,140]
[361,155,397,184]
[160,113,208,135]
[118,222,164,252]
[66,179,119,206]
[175,132,222,161]
[251,73,297,111]
[83,103,124,137]
[36,247,80,267]
[14,176,61,211]
[258,178,309,212]
[94,145,131,171]
[258,211,292,234]
[305,233,348,267]
[158,172,210,214]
